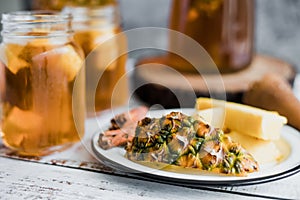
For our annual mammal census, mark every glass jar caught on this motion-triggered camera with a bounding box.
[0,11,85,156]
[63,4,128,114]
[169,0,254,73]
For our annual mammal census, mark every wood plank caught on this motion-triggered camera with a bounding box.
[0,157,251,200]
[1,156,299,199]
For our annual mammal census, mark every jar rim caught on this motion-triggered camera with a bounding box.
[2,10,72,23]
[62,5,120,30]
[62,5,118,22]
[1,10,73,38]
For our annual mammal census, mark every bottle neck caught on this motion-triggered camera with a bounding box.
[1,11,73,41]
[62,5,121,31]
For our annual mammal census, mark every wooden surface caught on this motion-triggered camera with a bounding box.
[0,155,299,200]
[0,75,300,199]
[0,157,253,200]
[134,55,296,108]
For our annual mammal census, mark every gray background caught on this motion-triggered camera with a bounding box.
[0,0,299,71]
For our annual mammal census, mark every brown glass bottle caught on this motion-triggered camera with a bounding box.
[169,0,254,73]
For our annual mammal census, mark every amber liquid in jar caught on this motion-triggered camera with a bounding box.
[64,5,128,114]
[74,28,127,112]
[169,0,254,73]
[0,12,85,156]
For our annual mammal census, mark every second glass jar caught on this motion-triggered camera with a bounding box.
[64,4,128,114]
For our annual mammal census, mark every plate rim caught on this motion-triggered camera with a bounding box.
[91,108,300,186]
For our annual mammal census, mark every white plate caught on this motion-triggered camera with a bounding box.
[92,109,300,186]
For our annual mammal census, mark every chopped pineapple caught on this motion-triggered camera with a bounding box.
[227,131,282,164]
[5,44,30,74]
[126,112,259,176]
[196,107,225,128]
[2,107,43,150]
[196,98,287,140]
[2,107,43,132]
[196,105,285,164]
[32,45,83,81]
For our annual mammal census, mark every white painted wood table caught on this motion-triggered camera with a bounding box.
[1,75,300,200]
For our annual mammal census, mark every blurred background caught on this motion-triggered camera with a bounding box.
[0,0,299,71]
